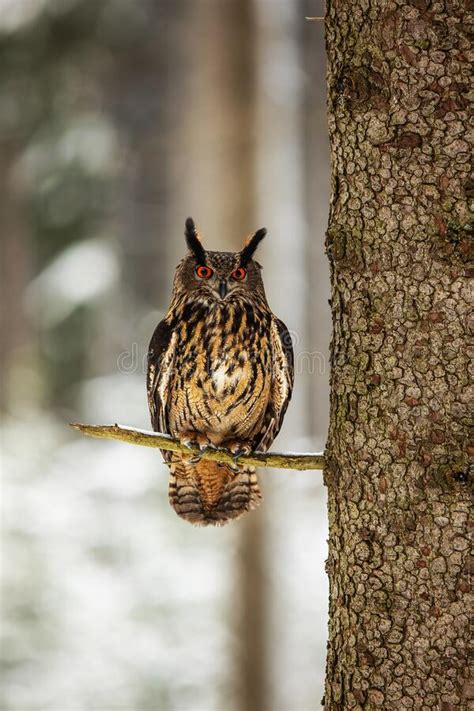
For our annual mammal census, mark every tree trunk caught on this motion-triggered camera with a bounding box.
[0,147,31,411]
[324,2,471,709]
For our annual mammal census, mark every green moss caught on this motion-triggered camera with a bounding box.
[441,199,454,212]
[415,39,431,50]
[446,221,472,245]
[328,227,366,272]
[434,219,473,264]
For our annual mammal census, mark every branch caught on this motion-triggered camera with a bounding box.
[70,423,325,471]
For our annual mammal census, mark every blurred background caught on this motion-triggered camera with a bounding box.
[0,1,330,709]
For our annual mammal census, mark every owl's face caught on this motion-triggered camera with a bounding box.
[179,249,265,301]
[174,218,268,303]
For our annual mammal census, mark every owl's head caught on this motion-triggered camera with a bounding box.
[175,217,268,302]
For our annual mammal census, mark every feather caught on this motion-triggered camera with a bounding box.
[240,228,267,266]
[185,217,206,265]
[168,458,262,526]
[254,318,294,451]
[147,319,176,437]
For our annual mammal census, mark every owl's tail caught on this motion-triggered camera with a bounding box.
[167,456,262,526]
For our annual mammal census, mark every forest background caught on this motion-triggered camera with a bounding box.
[0,2,331,711]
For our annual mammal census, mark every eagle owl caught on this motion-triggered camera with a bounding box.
[147,218,294,526]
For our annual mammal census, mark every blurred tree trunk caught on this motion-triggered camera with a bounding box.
[0,148,30,411]
[324,2,471,709]
[254,2,326,709]
[174,3,267,710]
[110,2,188,308]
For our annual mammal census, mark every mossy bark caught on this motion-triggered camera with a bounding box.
[324,1,471,709]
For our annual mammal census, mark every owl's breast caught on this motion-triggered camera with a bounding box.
[169,301,273,442]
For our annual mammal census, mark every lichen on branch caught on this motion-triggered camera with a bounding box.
[70,423,325,471]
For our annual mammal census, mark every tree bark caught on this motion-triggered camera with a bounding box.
[324,2,471,710]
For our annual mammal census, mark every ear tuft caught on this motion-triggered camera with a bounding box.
[240,228,267,266]
[185,217,206,264]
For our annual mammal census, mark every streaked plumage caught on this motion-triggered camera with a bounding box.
[147,218,294,525]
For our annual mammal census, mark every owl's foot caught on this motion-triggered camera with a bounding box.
[223,440,253,470]
[180,431,214,450]
[180,431,217,464]
[225,440,252,457]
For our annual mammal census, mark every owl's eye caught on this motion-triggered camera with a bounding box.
[196,265,214,279]
[231,267,247,281]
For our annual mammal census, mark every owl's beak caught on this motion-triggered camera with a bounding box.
[219,280,228,299]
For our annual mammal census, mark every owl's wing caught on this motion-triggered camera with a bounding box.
[147,319,177,434]
[254,317,294,452]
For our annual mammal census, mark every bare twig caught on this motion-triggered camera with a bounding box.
[306,1,326,21]
[70,423,325,471]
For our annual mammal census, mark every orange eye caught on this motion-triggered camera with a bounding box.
[196,265,214,279]
[231,267,247,281]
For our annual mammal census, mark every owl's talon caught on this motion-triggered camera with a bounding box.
[200,442,217,452]
[179,432,218,465]
[179,431,213,452]
[225,440,252,458]
[190,443,216,463]
[180,438,196,450]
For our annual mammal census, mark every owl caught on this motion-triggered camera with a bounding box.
[147,218,294,526]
